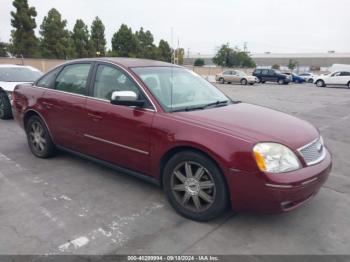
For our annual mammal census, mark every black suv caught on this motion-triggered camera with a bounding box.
[253,69,292,84]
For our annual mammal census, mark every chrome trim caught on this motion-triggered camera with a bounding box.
[298,137,319,151]
[93,61,158,112]
[34,60,159,112]
[34,86,87,99]
[84,134,149,155]
[302,177,318,186]
[85,96,156,112]
[265,183,293,189]
[297,136,327,166]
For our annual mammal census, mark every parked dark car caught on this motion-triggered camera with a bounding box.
[13,58,332,221]
[284,73,306,83]
[253,69,292,84]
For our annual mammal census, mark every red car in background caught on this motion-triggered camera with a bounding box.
[13,58,332,221]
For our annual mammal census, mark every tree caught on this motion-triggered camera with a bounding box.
[213,43,256,68]
[135,27,155,59]
[0,42,9,57]
[39,8,72,59]
[158,39,172,62]
[90,17,106,57]
[10,0,38,57]
[272,64,280,70]
[174,48,185,65]
[288,59,297,70]
[72,19,91,58]
[111,24,138,57]
[194,58,205,66]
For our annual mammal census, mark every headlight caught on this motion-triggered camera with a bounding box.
[253,143,301,173]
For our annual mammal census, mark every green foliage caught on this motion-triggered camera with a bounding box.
[39,8,72,59]
[10,0,38,57]
[194,58,205,66]
[72,19,92,58]
[90,17,106,57]
[158,39,172,62]
[272,64,280,69]
[111,24,138,57]
[288,59,298,70]
[174,48,185,65]
[135,27,156,59]
[213,43,256,68]
[0,42,9,57]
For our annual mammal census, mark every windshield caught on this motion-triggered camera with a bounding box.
[132,67,230,112]
[0,67,42,82]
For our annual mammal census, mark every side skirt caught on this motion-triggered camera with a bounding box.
[56,145,161,187]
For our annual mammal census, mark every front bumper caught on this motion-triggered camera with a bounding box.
[227,149,332,213]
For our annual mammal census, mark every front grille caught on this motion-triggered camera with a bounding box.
[298,137,326,166]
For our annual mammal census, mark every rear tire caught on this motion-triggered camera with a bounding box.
[308,79,314,83]
[0,92,13,120]
[278,79,285,85]
[316,80,325,87]
[162,150,229,221]
[25,116,56,158]
[347,82,350,89]
[240,79,248,85]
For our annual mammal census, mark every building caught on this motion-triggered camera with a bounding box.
[184,52,350,70]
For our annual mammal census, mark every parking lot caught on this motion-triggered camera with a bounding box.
[0,82,349,255]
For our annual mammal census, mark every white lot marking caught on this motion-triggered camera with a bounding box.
[39,207,65,228]
[57,202,164,253]
[58,236,90,252]
[59,195,72,201]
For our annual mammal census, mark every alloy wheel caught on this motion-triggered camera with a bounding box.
[28,120,47,154]
[170,161,216,212]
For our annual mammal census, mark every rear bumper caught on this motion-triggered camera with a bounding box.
[227,149,332,213]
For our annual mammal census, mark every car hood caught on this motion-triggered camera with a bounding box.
[174,103,319,150]
[0,81,32,92]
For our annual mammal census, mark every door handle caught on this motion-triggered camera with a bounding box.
[88,113,103,121]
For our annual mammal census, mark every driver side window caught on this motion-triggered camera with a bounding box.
[93,65,140,100]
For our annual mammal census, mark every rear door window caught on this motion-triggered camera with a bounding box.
[54,64,91,95]
[36,67,61,89]
[262,69,269,75]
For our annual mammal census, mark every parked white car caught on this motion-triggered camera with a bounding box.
[314,71,350,89]
[0,65,42,119]
[298,73,318,83]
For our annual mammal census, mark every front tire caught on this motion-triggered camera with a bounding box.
[219,78,225,84]
[240,78,248,85]
[347,82,350,89]
[308,79,314,83]
[0,92,13,120]
[316,80,325,87]
[163,151,229,221]
[278,79,285,85]
[26,116,56,158]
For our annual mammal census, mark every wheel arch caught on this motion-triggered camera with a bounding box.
[159,145,226,188]
[23,109,55,143]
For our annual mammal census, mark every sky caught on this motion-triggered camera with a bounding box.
[0,0,349,55]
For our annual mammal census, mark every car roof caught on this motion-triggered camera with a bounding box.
[0,64,34,68]
[67,57,177,68]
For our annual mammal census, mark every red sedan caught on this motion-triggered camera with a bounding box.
[13,58,332,221]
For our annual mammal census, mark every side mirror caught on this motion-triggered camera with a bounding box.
[110,91,145,107]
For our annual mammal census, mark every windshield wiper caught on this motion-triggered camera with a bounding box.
[171,100,230,112]
[202,100,230,109]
